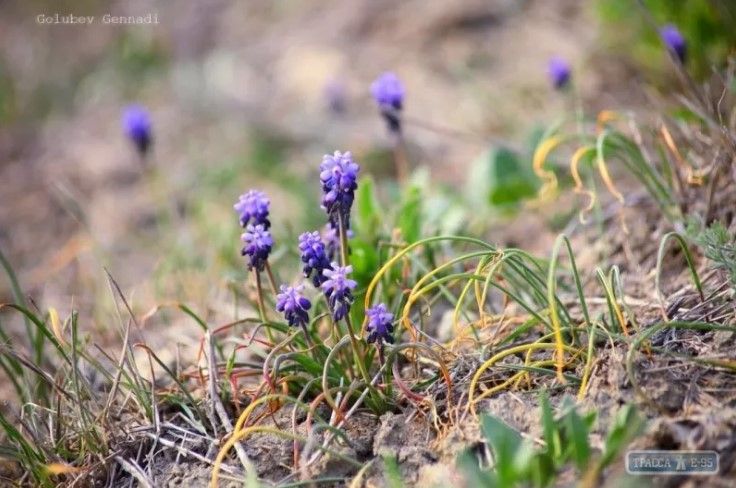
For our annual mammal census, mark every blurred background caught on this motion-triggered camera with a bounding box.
[0,0,734,350]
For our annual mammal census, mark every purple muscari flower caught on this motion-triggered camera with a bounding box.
[241,224,273,271]
[321,263,357,321]
[320,151,360,229]
[371,72,405,111]
[547,57,571,90]
[366,303,395,345]
[234,190,271,228]
[298,231,331,287]
[371,72,405,132]
[122,104,152,155]
[276,284,312,328]
[660,24,686,63]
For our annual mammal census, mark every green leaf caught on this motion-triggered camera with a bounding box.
[354,175,382,239]
[457,449,498,487]
[397,185,422,244]
[350,239,379,284]
[488,147,538,208]
[383,454,404,488]
[540,391,561,464]
[480,413,523,485]
[289,353,324,378]
[563,407,592,471]
[600,405,643,468]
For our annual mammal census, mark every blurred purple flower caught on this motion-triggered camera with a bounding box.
[366,303,395,345]
[241,224,273,271]
[324,78,347,114]
[320,151,360,229]
[660,24,687,63]
[122,104,152,155]
[276,284,312,328]
[234,190,271,228]
[371,72,405,132]
[298,231,331,287]
[371,72,405,110]
[547,57,571,90]
[321,263,357,321]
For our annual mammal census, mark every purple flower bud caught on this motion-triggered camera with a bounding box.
[320,151,360,229]
[122,104,152,155]
[371,72,405,132]
[234,190,271,228]
[276,284,312,328]
[660,24,686,64]
[321,263,357,321]
[371,72,405,111]
[298,231,331,287]
[366,303,395,345]
[547,57,571,90]
[241,224,273,271]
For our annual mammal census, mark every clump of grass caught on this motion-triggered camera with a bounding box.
[693,221,736,288]
[458,393,644,487]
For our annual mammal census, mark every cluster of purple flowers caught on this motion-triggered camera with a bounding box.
[122,104,153,156]
[298,231,331,287]
[241,224,273,271]
[320,151,360,229]
[321,263,357,321]
[232,150,396,345]
[366,303,395,345]
[276,284,311,329]
[371,72,405,133]
[547,57,571,90]
[234,189,273,271]
[660,24,686,64]
[234,190,271,228]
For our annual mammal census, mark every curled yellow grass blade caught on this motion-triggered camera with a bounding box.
[660,123,703,185]
[533,135,563,199]
[570,146,597,223]
[596,131,625,204]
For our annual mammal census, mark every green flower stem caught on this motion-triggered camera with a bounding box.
[392,132,409,184]
[337,213,380,403]
[264,262,279,296]
[254,268,275,344]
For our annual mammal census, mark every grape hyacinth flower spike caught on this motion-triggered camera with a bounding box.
[366,302,395,365]
[241,224,273,271]
[298,231,331,287]
[366,303,395,346]
[321,263,357,321]
[371,72,409,182]
[371,72,405,133]
[660,24,687,64]
[234,189,271,228]
[320,151,360,230]
[276,284,313,342]
[122,104,152,157]
[547,57,571,90]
